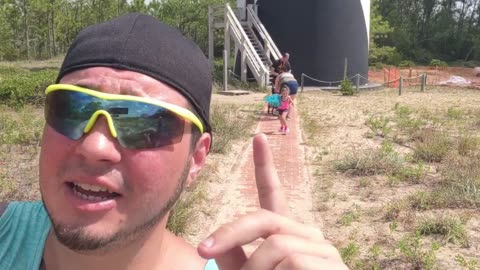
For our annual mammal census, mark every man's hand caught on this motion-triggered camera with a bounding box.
[197,134,348,269]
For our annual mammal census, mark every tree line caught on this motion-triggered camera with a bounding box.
[0,0,231,61]
[1,0,479,66]
[370,0,480,66]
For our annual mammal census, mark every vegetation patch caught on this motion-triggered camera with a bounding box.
[366,115,391,137]
[455,255,479,270]
[298,96,323,144]
[398,233,440,270]
[388,162,427,185]
[335,142,403,176]
[337,205,361,226]
[0,69,57,107]
[340,78,355,96]
[340,242,361,267]
[0,106,44,145]
[437,154,480,208]
[302,88,480,268]
[416,215,469,246]
[209,103,256,154]
[413,130,451,162]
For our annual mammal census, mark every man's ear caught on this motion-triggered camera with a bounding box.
[186,133,211,187]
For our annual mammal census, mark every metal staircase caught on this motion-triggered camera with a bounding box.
[208,3,281,88]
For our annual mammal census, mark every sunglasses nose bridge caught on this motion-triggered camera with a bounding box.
[83,110,118,139]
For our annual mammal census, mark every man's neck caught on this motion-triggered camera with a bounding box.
[42,219,205,270]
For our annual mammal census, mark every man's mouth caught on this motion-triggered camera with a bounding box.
[68,182,121,202]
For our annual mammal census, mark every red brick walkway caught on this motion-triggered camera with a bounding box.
[208,106,315,253]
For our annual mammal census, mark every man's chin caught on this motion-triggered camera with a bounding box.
[53,223,122,252]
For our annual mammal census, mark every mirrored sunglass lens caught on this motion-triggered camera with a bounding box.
[113,104,185,149]
[45,91,95,139]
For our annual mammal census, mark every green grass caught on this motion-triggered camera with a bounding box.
[455,254,479,270]
[394,104,413,118]
[0,106,44,145]
[298,96,323,144]
[447,106,464,119]
[209,103,256,154]
[398,233,440,270]
[335,142,404,176]
[456,134,479,156]
[337,205,361,226]
[383,200,408,221]
[437,154,480,208]
[0,55,63,72]
[416,216,468,246]
[389,162,427,185]
[340,242,361,266]
[413,130,451,162]
[366,115,392,137]
[0,169,17,198]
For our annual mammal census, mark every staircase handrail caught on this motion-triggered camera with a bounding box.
[246,5,282,61]
[225,4,269,86]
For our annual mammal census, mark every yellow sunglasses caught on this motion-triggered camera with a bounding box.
[44,84,204,149]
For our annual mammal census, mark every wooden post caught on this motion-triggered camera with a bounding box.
[224,50,228,92]
[399,76,403,96]
[241,50,247,83]
[224,11,230,92]
[355,74,360,93]
[343,58,348,79]
[301,74,304,92]
[421,73,425,92]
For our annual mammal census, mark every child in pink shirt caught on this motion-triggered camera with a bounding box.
[277,86,294,134]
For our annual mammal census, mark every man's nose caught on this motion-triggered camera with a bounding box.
[74,115,122,163]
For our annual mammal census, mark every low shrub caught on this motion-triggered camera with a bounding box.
[455,255,479,270]
[335,142,403,176]
[0,69,57,107]
[340,78,354,96]
[399,60,415,67]
[407,154,480,209]
[340,242,360,267]
[366,115,391,137]
[438,154,480,208]
[413,131,451,162]
[416,216,468,246]
[398,233,440,270]
[430,59,448,68]
[457,134,479,156]
[390,162,427,184]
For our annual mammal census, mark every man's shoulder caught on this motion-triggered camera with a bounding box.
[0,201,50,269]
[0,201,45,218]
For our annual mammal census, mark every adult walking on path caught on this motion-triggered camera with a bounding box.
[270,53,292,93]
[275,71,299,101]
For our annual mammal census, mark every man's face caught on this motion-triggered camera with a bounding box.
[39,67,208,252]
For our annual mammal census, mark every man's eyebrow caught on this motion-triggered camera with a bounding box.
[72,81,143,96]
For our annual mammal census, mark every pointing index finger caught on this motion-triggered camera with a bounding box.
[253,133,289,216]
